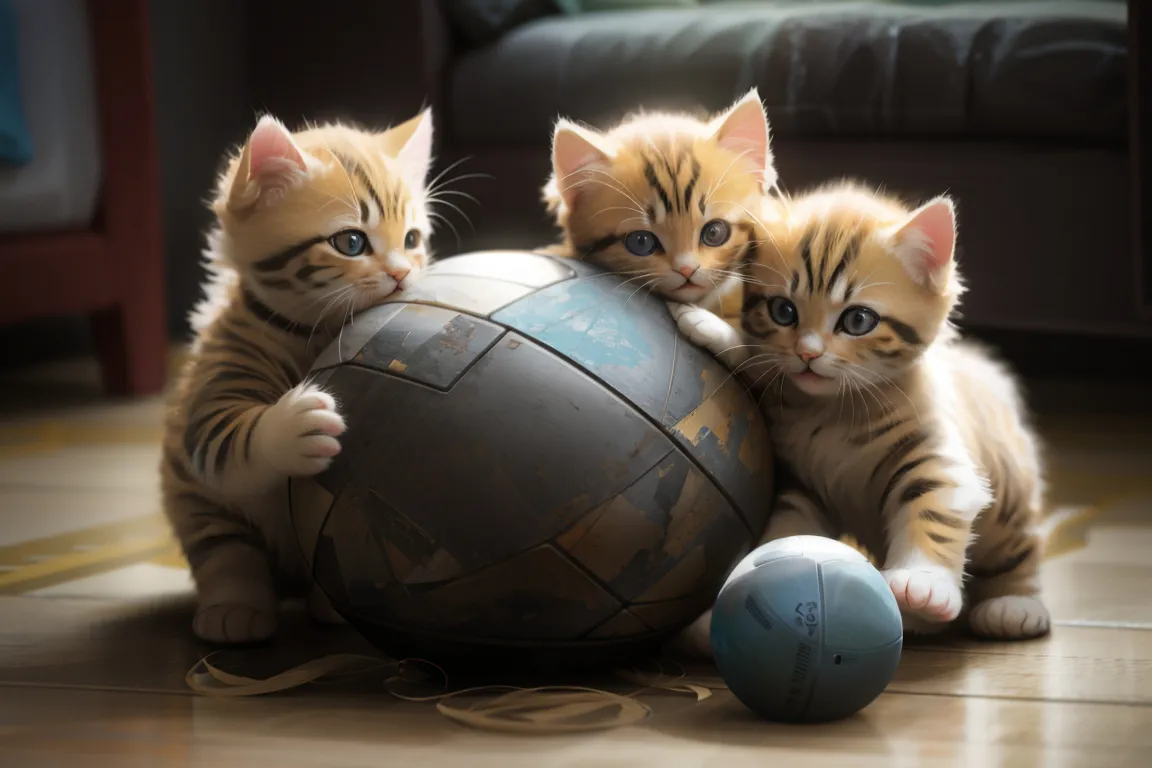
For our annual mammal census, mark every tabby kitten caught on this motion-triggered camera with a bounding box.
[161,111,435,644]
[543,88,776,306]
[673,182,1050,643]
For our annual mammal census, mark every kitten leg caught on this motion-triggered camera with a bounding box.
[189,381,346,499]
[670,485,835,659]
[666,302,751,370]
[880,439,991,629]
[966,494,1050,640]
[166,488,279,644]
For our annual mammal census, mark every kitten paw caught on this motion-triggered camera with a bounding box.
[666,608,713,660]
[257,383,346,477]
[666,301,745,365]
[307,585,346,626]
[883,567,963,623]
[667,302,740,351]
[969,595,1051,640]
[194,601,278,645]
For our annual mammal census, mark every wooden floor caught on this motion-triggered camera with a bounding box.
[0,357,1149,767]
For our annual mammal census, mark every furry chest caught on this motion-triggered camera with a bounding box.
[771,416,885,534]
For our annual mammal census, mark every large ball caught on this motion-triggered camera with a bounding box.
[288,250,774,668]
[711,536,902,722]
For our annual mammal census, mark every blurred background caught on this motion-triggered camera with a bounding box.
[0,0,1145,389]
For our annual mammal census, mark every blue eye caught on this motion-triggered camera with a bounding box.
[700,219,731,247]
[769,297,798,326]
[838,306,879,336]
[624,230,660,257]
[330,230,369,257]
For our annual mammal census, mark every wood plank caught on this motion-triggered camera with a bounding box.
[0,685,1149,767]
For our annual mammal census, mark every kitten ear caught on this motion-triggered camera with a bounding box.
[227,115,308,209]
[888,196,957,291]
[550,120,611,209]
[710,88,776,191]
[385,109,434,189]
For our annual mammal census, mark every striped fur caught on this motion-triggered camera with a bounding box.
[674,181,1051,643]
[161,111,436,644]
[543,89,776,307]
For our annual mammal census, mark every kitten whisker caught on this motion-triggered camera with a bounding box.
[851,373,893,428]
[564,169,647,212]
[563,177,647,215]
[839,359,918,423]
[324,143,364,217]
[426,188,481,206]
[709,269,775,290]
[307,285,358,348]
[607,272,662,297]
[426,197,475,230]
[590,206,649,221]
[425,158,487,196]
[717,201,793,283]
[752,363,788,412]
[623,278,662,308]
[427,211,463,249]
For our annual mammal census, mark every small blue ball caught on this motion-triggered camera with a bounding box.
[711,535,903,723]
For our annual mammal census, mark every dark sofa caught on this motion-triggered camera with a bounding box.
[252,0,1146,337]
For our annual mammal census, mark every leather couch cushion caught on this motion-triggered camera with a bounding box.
[449,0,1127,146]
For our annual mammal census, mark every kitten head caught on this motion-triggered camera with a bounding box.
[211,110,434,324]
[742,182,962,397]
[544,89,775,305]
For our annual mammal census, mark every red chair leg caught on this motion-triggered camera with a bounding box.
[90,294,167,397]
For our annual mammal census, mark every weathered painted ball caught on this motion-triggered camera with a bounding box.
[711,536,903,722]
[288,250,774,667]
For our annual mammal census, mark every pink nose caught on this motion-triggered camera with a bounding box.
[798,350,822,363]
[387,267,410,283]
[678,265,697,278]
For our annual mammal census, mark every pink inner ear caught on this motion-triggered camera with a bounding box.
[395,110,435,188]
[554,130,604,181]
[552,125,609,206]
[248,117,306,181]
[904,199,956,271]
[714,97,770,175]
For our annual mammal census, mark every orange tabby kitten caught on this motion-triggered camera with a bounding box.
[161,111,435,644]
[543,89,776,307]
[673,182,1050,644]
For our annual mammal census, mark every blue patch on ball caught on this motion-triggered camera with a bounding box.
[711,535,903,722]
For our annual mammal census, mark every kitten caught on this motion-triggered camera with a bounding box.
[543,89,776,307]
[160,111,435,644]
[672,182,1051,645]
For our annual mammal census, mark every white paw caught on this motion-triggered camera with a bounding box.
[969,595,1051,640]
[194,600,278,645]
[307,585,346,626]
[884,567,963,623]
[666,609,714,660]
[666,301,742,358]
[257,383,346,477]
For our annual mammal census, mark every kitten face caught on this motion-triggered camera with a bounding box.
[212,111,435,324]
[742,183,962,397]
[544,90,776,306]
